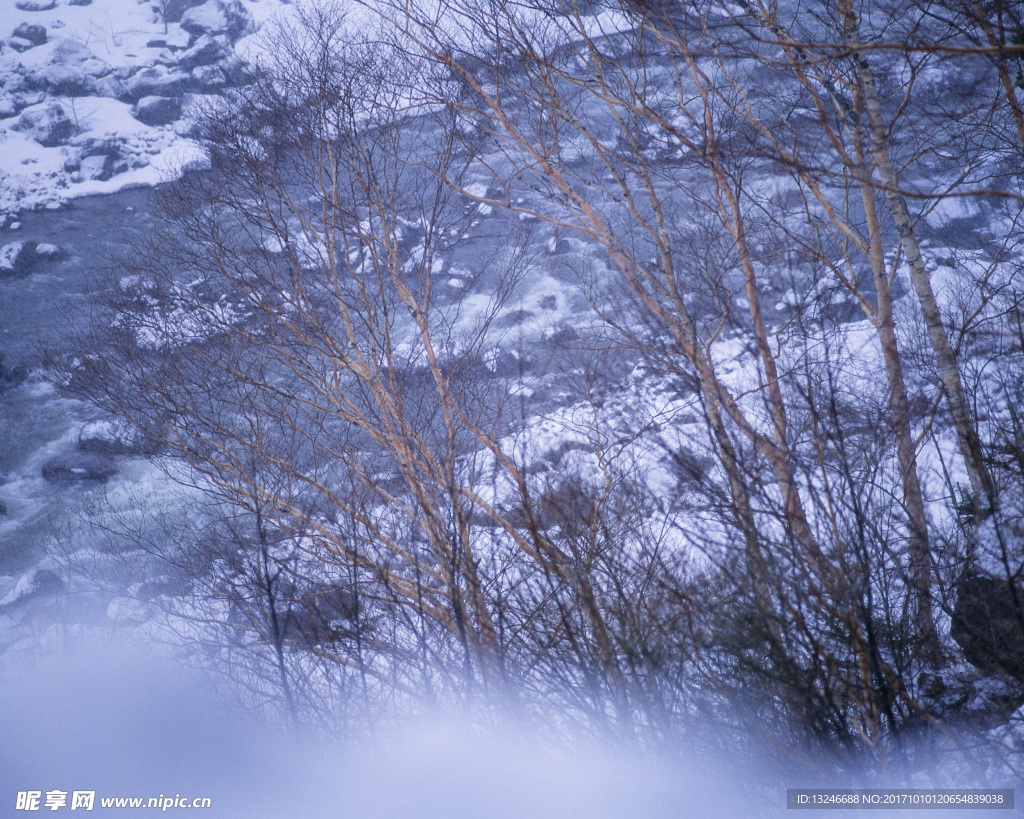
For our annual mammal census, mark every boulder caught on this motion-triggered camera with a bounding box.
[79,154,114,181]
[78,419,156,455]
[0,568,63,608]
[15,0,56,10]
[180,0,252,41]
[161,0,205,24]
[133,95,180,126]
[33,66,99,97]
[125,65,194,102]
[13,102,73,146]
[177,33,228,70]
[9,38,36,53]
[12,23,46,46]
[0,350,29,390]
[952,572,1024,682]
[27,40,113,97]
[41,451,117,483]
[0,240,41,274]
[94,75,126,99]
[191,64,225,91]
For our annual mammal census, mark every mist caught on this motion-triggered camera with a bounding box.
[1,641,755,817]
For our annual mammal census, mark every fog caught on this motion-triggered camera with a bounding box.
[1,642,752,817]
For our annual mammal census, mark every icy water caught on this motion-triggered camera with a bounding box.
[0,187,156,579]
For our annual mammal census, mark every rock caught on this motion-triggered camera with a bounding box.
[547,325,578,344]
[191,63,225,91]
[0,350,29,390]
[94,75,125,99]
[177,33,229,70]
[952,572,1024,682]
[35,243,62,259]
[25,40,112,97]
[133,95,180,126]
[180,0,252,41]
[78,419,155,455]
[0,500,7,516]
[41,451,117,483]
[0,568,63,607]
[220,54,253,86]
[161,0,205,24]
[125,65,194,102]
[15,0,56,10]
[135,576,191,600]
[68,0,92,6]
[0,240,42,274]
[9,37,37,53]
[79,154,114,181]
[34,66,99,97]
[12,23,46,46]
[13,102,73,147]
[106,596,150,624]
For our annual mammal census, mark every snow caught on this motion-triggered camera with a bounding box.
[0,0,288,218]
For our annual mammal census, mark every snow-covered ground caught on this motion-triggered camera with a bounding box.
[0,0,289,218]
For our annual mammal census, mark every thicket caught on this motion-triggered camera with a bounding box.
[63,0,1024,786]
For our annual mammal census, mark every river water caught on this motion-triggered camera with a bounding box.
[0,187,157,585]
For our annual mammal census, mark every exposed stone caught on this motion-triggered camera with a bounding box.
[952,572,1024,682]
[0,350,29,389]
[79,154,114,181]
[161,0,205,24]
[124,64,194,102]
[93,75,126,99]
[0,240,41,274]
[133,94,180,126]
[191,63,225,91]
[41,451,117,483]
[14,0,57,10]
[34,66,99,97]
[78,419,158,455]
[177,34,228,70]
[180,0,252,41]
[8,38,36,53]
[0,568,63,608]
[13,101,73,146]
[12,23,46,46]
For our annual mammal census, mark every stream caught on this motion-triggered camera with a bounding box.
[0,186,157,589]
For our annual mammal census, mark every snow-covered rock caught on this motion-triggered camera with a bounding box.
[0,568,63,608]
[12,101,73,146]
[162,0,207,24]
[180,0,252,41]
[125,64,194,102]
[78,418,158,454]
[15,0,56,11]
[79,153,113,180]
[177,33,229,70]
[12,23,47,47]
[133,94,181,125]
[0,239,44,274]
[24,40,113,97]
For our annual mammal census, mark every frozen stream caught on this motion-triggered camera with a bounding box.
[0,187,155,584]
